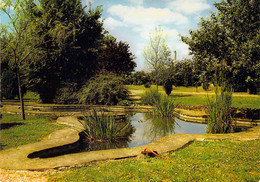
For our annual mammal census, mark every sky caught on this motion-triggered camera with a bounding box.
[83,0,220,71]
[0,0,220,71]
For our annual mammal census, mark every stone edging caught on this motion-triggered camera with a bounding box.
[0,116,259,170]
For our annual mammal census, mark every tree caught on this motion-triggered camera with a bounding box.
[97,36,136,75]
[23,0,105,102]
[181,0,259,93]
[143,26,172,90]
[0,0,48,119]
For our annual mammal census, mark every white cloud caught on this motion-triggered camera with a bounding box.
[168,0,210,14]
[107,5,188,26]
[104,17,127,30]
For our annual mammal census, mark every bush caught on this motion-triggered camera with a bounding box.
[55,82,79,104]
[206,85,234,133]
[79,73,129,105]
[153,95,175,117]
[144,82,151,88]
[141,89,161,105]
[163,79,173,96]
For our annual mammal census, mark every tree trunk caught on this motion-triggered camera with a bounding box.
[16,67,25,120]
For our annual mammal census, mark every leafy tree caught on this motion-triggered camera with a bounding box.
[124,71,151,85]
[97,36,136,75]
[181,0,259,93]
[23,0,105,102]
[143,26,172,90]
[0,0,48,119]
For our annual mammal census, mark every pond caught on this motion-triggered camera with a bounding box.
[81,113,207,150]
[28,113,207,158]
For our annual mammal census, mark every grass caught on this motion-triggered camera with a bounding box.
[49,140,260,181]
[126,85,260,109]
[0,114,62,150]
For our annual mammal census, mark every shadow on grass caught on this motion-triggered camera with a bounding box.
[0,123,24,130]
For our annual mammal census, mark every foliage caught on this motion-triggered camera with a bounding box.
[141,89,162,105]
[117,100,136,106]
[55,82,79,104]
[79,73,129,105]
[1,68,27,99]
[153,95,175,117]
[124,71,151,85]
[206,85,234,133]
[80,110,131,142]
[181,0,260,93]
[97,36,136,75]
[49,140,260,182]
[163,78,173,96]
[144,82,151,88]
[143,26,172,89]
[22,0,106,103]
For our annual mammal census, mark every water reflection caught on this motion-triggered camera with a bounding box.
[80,112,207,151]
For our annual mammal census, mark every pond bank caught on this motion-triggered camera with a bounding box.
[0,116,259,170]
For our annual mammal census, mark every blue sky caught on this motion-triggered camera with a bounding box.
[83,0,220,71]
[1,0,220,71]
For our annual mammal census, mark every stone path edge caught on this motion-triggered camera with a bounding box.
[0,116,259,170]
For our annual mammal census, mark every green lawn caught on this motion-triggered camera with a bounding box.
[0,114,62,150]
[49,140,260,182]
[126,85,260,109]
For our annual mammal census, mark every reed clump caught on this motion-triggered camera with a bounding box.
[206,85,234,133]
[81,110,130,142]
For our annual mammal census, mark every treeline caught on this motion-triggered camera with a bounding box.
[1,0,136,103]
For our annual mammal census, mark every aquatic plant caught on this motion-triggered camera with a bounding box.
[81,110,131,142]
[153,95,175,117]
[141,89,161,105]
[206,85,234,133]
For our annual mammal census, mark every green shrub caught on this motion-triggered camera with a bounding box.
[206,85,234,133]
[55,82,79,104]
[80,110,131,142]
[141,89,161,105]
[117,100,136,106]
[153,95,175,117]
[144,82,151,88]
[163,79,173,96]
[79,74,129,105]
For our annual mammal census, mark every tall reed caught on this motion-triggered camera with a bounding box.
[153,95,175,117]
[206,85,234,133]
[81,110,130,142]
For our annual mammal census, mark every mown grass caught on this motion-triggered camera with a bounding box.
[0,114,62,150]
[49,140,260,182]
[126,85,260,109]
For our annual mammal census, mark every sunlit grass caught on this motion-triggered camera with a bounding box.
[0,114,62,150]
[126,85,260,108]
[49,140,260,182]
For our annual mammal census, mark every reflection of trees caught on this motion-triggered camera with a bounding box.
[143,114,177,142]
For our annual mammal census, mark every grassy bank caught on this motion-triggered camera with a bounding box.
[0,114,62,150]
[49,140,260,181]
[126,85,260,108]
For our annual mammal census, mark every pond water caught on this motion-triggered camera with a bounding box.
[28,113,207,158]
[79,112,207,152]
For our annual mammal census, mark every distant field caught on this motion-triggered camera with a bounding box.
[126,85,260,109]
